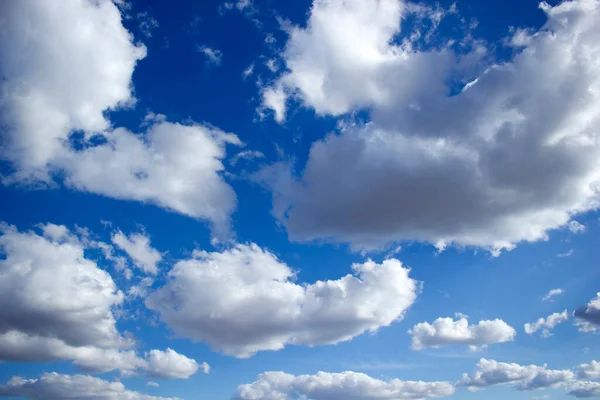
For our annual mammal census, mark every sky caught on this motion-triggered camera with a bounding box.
[0,0,600,399]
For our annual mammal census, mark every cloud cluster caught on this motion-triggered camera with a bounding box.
[457,359,574,391]
[524,310,569,338]
[0,0,241,237]
[259,0,600,253]
[0,223,200,379]
[147,244,419,357]
[0,372,178,400]
[409,315,516,350]
[235,371,454,400]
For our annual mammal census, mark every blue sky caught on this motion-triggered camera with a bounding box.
[1,0,600,399]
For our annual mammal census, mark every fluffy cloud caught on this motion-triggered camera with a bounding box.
[235,371,454,400]
[147,244,419,357]
[57,120,242,238]
[0,223,200,379]
[0,223,124,349]
[542,288,565,302]
[0,1,241,237]
[577,361,600,380]
[409,315,516,350]
[575,293,600,332]
[0,373,178,400]
[112,230,162,275]
[145,349,200,379]
[259,0,600,253]
[263,0,452,118]
[0,0,146,182]
[524,310,569,338]
[457,359,574,391]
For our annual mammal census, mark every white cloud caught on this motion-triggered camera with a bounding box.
[524,310,569,338]
[567,221,586,234]
[145,349,200,379]
[263,0,452,117]
[242,62,255,79]
[558,250,574,258]
[575,293,600,332]
[568,380,600,398]
[0,223,124,349]
[0,1,241,238]
[258,0,600,253]
[137,11,159,38]
[112,230,162,275]
[0,0,146,182]
[147,244,419,357]
[0,223,201,379]
[57,120,242,239]
[458,358,574,391]
[409,315,516,350]
[0,372,179,400]
[229,150,265,166]
[543,289,565,302]
[146,381,160,388]
[201,362,211,374]
[234,371,454,400]
[577,361,600,380]
[261,85,287,123]
[199,46,223,66]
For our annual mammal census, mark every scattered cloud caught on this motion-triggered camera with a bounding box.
[112,230,162,275]
[524,310,569,338]
[543,289,565,302]
[199,46,223,66]
[137,11,159,38]
[577,361,600,380]
[409,314,516,350]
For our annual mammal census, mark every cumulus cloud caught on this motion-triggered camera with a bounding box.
[524,310,569,338]
[0,1,241,238]
[145,349,200,379]
[0,0,146,182]
[147,244,419,357]
[457,359,574,391]
[234,371,454,400]
[258,0,600,253]
[0,223,200,379]
[409,315,516,350]
[112,230,162,275]
[0,223,124,349]
[577,361,600,380]
[574,293,600,332]
[0,372,179,400]
[543,288,565,302]
[57,120,242,238]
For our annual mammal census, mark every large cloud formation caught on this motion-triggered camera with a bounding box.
[0,0,240,236]
[234,371,454,400]
[259,0,600,253]
[409,315,516,350]
[0,223,200,379]
[147,244,419,357]
[0,372,179,400]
